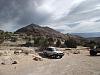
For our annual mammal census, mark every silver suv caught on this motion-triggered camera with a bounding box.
[43,47,64,59]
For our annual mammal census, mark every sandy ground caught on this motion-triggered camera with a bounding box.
[0,48,100,75]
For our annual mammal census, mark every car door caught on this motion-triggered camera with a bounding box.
[46,48,53,55]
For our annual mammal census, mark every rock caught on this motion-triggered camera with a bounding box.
[22,50,29,55]
[1,56,18,65]
[73,50,80,54]
[33,57,42,61]
[33,55,43,61]
[12,61,17,64]
[14,50,22,55]
[1,62,5,65]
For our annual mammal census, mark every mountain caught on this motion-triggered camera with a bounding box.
[71,32,100,38]
[15,24,67,39]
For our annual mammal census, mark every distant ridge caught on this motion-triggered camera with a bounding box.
[71,32,100,38]
[87,37,100,43]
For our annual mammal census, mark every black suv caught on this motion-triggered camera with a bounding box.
[90,46,100,56]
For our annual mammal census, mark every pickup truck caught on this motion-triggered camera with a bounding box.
[43,47,64,59]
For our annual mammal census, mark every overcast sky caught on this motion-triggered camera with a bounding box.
[0,0,100,33]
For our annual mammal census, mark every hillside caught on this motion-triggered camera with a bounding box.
[15,24,67,39]
[87,37,100,43]
[65,33,87,45]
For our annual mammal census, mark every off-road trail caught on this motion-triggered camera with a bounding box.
[0,50,100,75]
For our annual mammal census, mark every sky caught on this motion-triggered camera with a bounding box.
[0,0,100,33]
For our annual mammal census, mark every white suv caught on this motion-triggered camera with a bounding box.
[43,47,64,59]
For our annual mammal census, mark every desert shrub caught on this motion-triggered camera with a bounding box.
[34,37,40,47]
[22,50,30,55]
[34,37,49,47]
[10,37,17,42]
[56,39,61,47]
[25,41,34,47]
[4,32,13,40]
[0,39,4,44]
[64,39,77,48]
[0,30,4,44]
[83,40,96,48]
[24,51,29,55]
[40,39,49,47]
[0,31,14,44]
[97,43,100,48]
[47,38,54,46]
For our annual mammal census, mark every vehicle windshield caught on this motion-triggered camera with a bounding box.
[47,48,57,51]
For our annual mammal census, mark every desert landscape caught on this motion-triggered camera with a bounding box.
[0,0,100,75]
[0,24,100,75]
[0,46,100,75]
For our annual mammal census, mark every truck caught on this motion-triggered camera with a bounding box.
[43,47,64,59]
[90,46,100,56]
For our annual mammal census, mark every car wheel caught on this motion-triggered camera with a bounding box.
[56,55,62,59]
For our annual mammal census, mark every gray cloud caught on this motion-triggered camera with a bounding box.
[0,0,52,31]
[0,0,100,33]
[61,0,100,23]
[95,19,100,22]
[53,0,100,33]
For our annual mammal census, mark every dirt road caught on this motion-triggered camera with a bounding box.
[0,50,100,75]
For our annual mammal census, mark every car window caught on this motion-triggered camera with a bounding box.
[47,48,54,51]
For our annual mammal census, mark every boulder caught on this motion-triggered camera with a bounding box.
[73,50,80,54]
[33,55,43,61]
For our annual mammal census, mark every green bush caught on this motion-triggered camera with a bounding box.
[56,39,61,47]
[26,37,54,47]
[0,32,4,44]
[47,38,54,46]
[83,40,96,48]
[10,37,17,42]
[64,39,77,48]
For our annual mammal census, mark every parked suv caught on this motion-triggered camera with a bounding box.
[90,46,100,56]
[43,47,64,59]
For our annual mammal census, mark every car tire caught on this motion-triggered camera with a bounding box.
[56,55,62,59]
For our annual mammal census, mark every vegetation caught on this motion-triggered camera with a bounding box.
[0,31,16,44]
[1,29,100,49]
[10,37,17,42]
[0,31,4,44]
[47,38,54,46]
[64,39,77,48]
[4,32,13,40]
[56,39,61,47]
[34,37,49,47]
[83,40,97,48]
